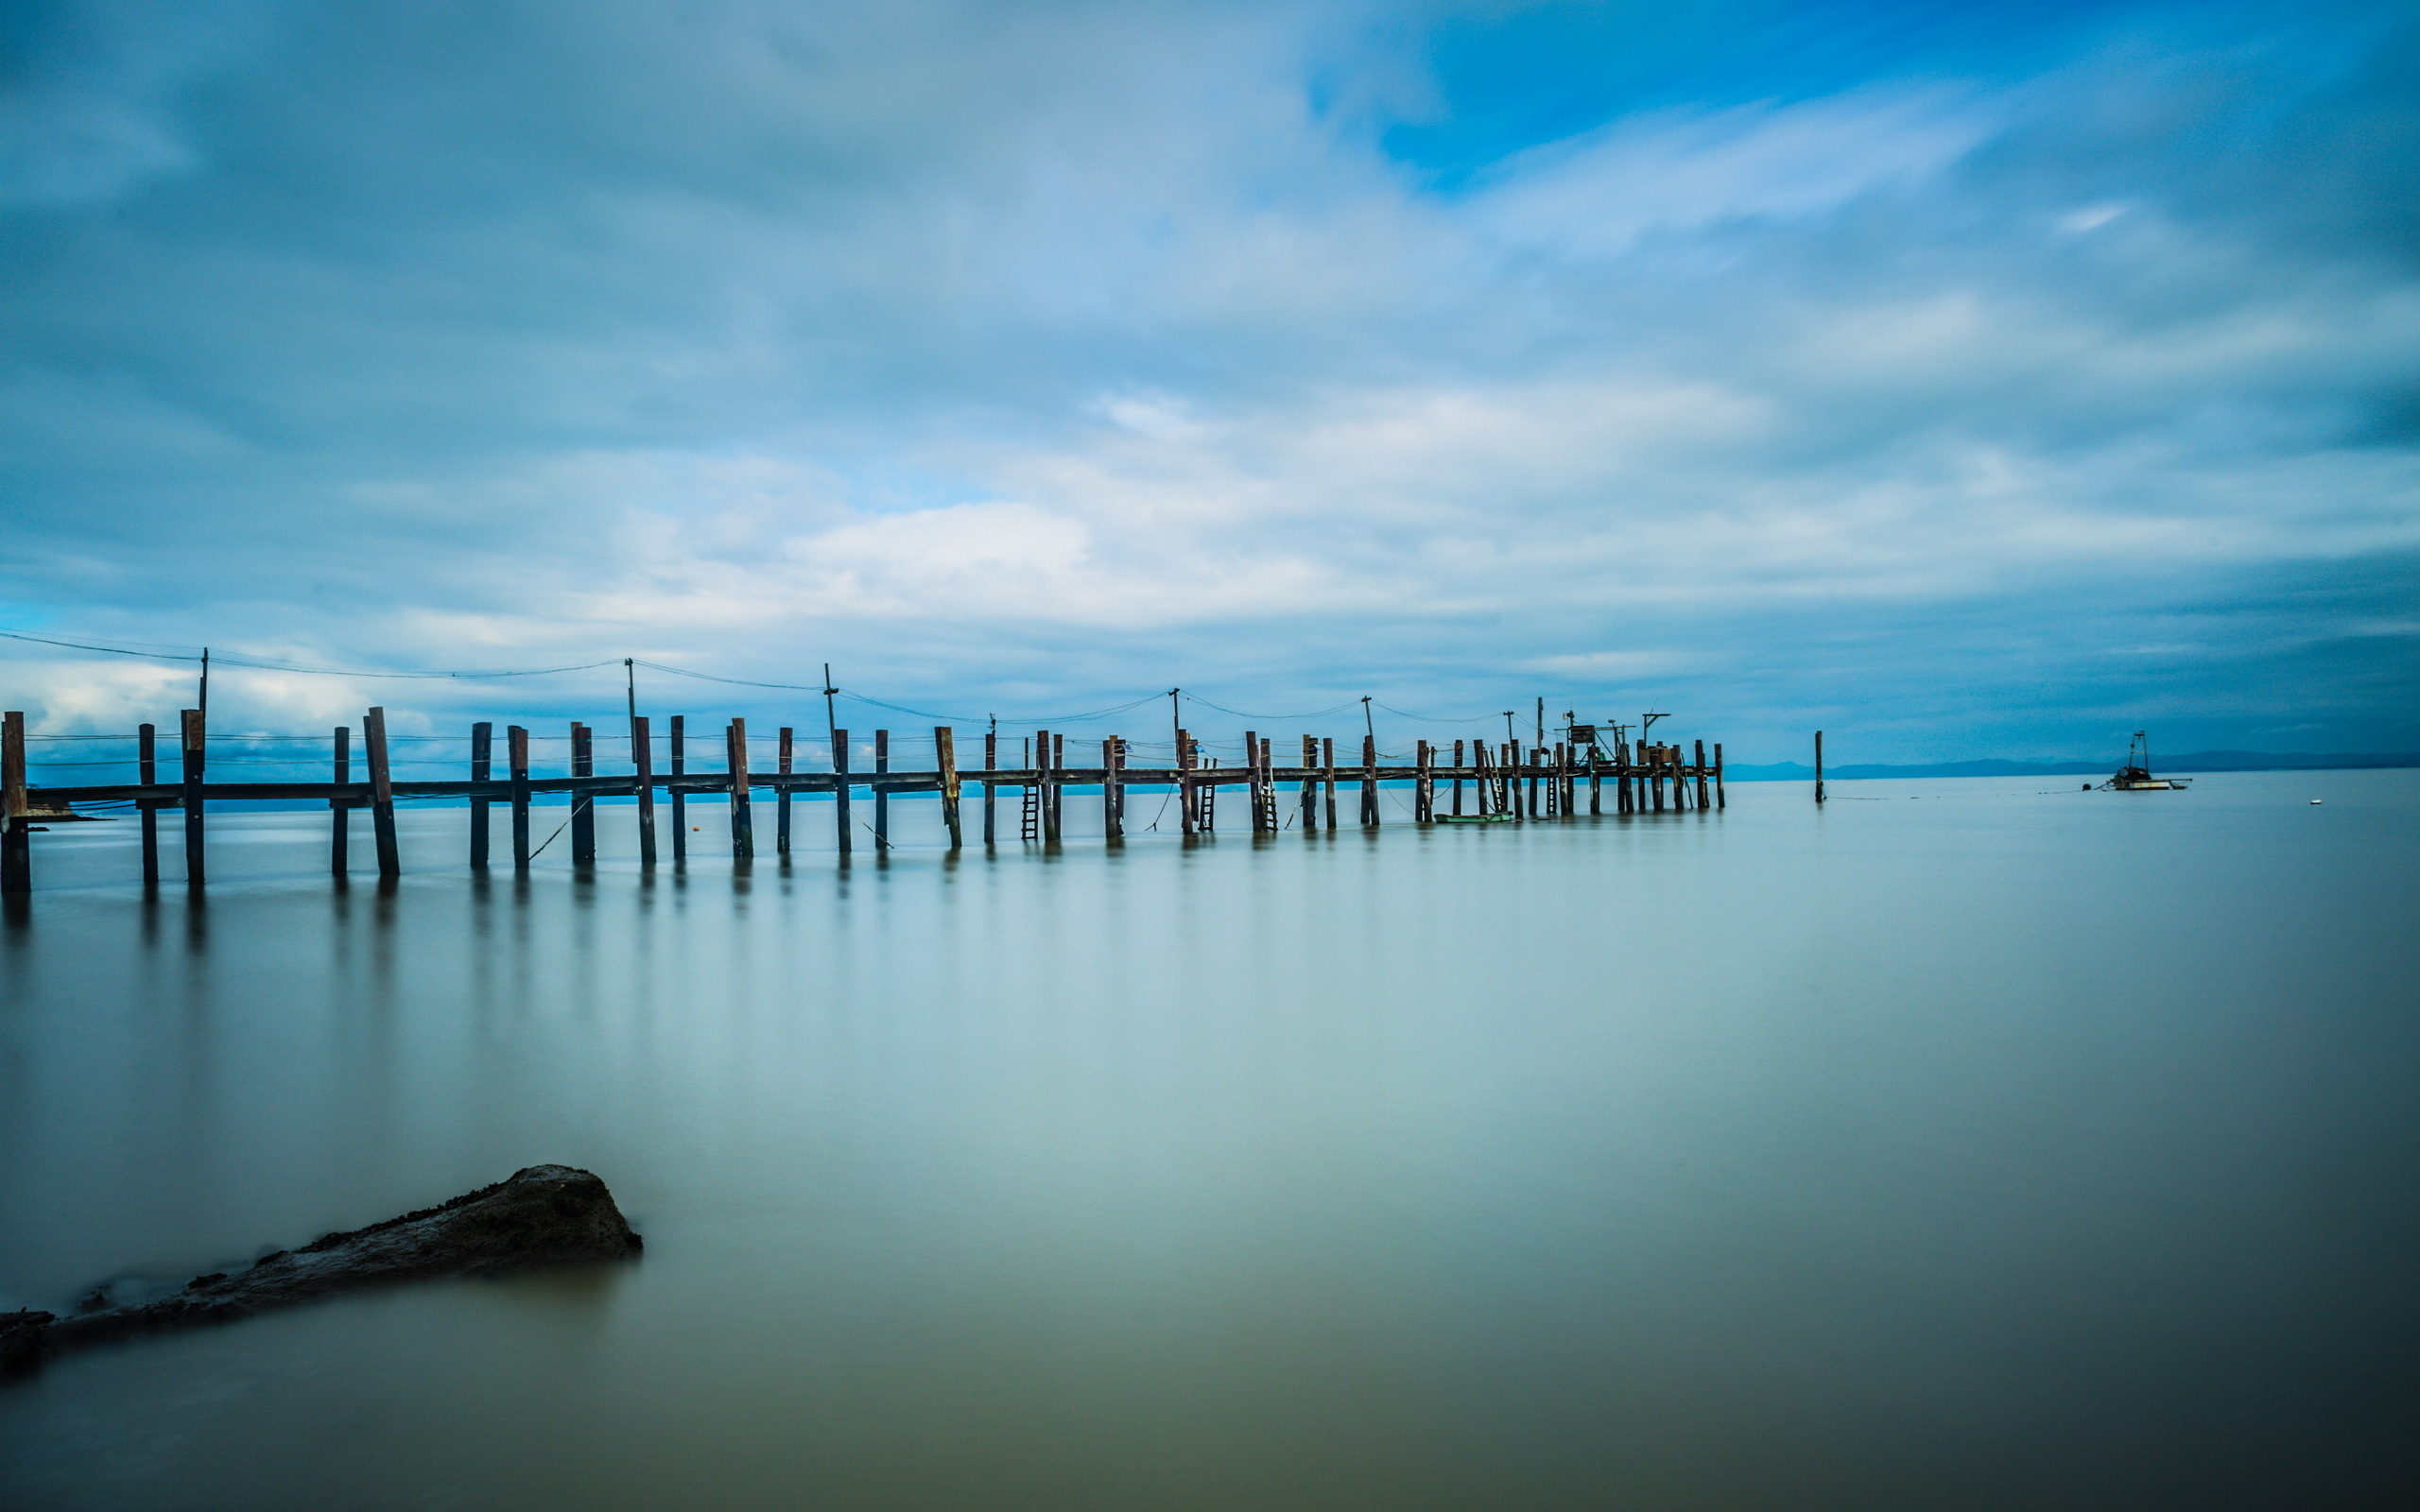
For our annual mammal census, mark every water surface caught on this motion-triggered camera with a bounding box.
[3,772,2413,1509]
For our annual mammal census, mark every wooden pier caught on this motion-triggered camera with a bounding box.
[0,707,1724,892]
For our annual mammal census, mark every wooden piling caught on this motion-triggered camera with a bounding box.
[833,729,851,855]
[1053,731,1066,838]
[333,726,353,875]
[1714,743,1725,809]
[1452,740,1464,816]
[1036,728,1058,844]
[873,729,890,849]
[181,708,206,884]
[939,728,964,847]
[1588,743,1601,816]
[982,727,997,845]
[570,722,596,866]
[1695,740,1710,809]
[669,715,687,861]
[1815,730,1824,804]
[1361,734,1379,827]
[469,721,492,868]
[1301,735,1319,830]
[1,711,27,896]
[1245,731,1264,833]
[632,715,657,865]
[728,718,754,859]
[364,706,400,877]
[140,722,160,884]
[1177,729,1196,836]
[777,727,793,857]
[510,725,531,868]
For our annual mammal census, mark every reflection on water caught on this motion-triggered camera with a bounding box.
[3,774,2415,1510]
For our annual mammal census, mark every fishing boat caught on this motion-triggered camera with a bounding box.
[2100,731,2189,791]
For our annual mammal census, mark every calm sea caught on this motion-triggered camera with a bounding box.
[2,770,2413,1510]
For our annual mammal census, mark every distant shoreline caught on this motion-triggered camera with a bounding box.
[1722,751,2420,782]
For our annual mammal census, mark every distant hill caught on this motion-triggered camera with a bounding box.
[1721,751,2420,782]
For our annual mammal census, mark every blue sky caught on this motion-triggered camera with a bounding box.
[2,0,2414,763]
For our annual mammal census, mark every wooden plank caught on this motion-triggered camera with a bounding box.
[777,726,793,857]
[571,722,596,866]
[633,715,657,865]
[833,728,851,855]
[939,727,964,847]
[670,714,687,861]
[729,717,754,859]
[510,724,532,868]
[140,722,161,885]
[469,721,492,868]
[334,725,354,875]
[365,706,400,877]
[1,711,26,895]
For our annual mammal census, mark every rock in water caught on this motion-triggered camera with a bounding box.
[4,1165,640,1373]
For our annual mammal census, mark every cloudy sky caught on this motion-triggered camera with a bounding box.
[4,0,2415,762]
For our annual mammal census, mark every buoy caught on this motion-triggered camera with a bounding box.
[2310,799,2323,805]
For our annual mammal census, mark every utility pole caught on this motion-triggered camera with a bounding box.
[1535,696,1544,747]
[199,647,209,720]
[625,659,637,760]
[822,663,838,756]
[1169,689,1182,758]
[1361,696,1374,745]
[1502,711,1516,745]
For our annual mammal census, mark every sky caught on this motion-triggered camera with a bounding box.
[3,0,2415,764]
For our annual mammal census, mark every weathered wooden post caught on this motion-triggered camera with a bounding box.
[1588,743,1601,816]
[1,711,27,896]
[176,708,206,883]
[1815,730,1825,804]
[139,722,161,885]
[1052,732,1066,836]
[832,729,851,855]
[1414,741,1431,821]
[1695,740,1710,808]
[873,729,890,849]
[469,722,492,868]
[632,715,657,865]
[1099,736,1119,840]
[1361,734,1380,826]
[669,715,687,861]
[1299,735,1318,830]
[1714,742,1725,809]
[570,722,596,867]
[939,727,964,848]
[1244,731,1263,833]
[776,727,793,857]
[728,718,754,859]
[509,725,531,868]
[1032,728,1055,844]
[333,726,353,874]
[1177,728,1196,835]
[1451,740,1464,816]
[364,706,400,878]
[982,727,997,845]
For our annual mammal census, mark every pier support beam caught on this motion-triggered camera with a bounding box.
[181,708,206,884]
[365,706,399,878]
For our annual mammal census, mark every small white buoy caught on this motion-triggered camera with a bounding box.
[2309,799,2323,805]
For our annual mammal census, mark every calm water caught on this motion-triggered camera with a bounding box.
[2,772,2413,1510]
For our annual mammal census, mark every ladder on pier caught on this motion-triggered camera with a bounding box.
[1020,781,1040,841]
